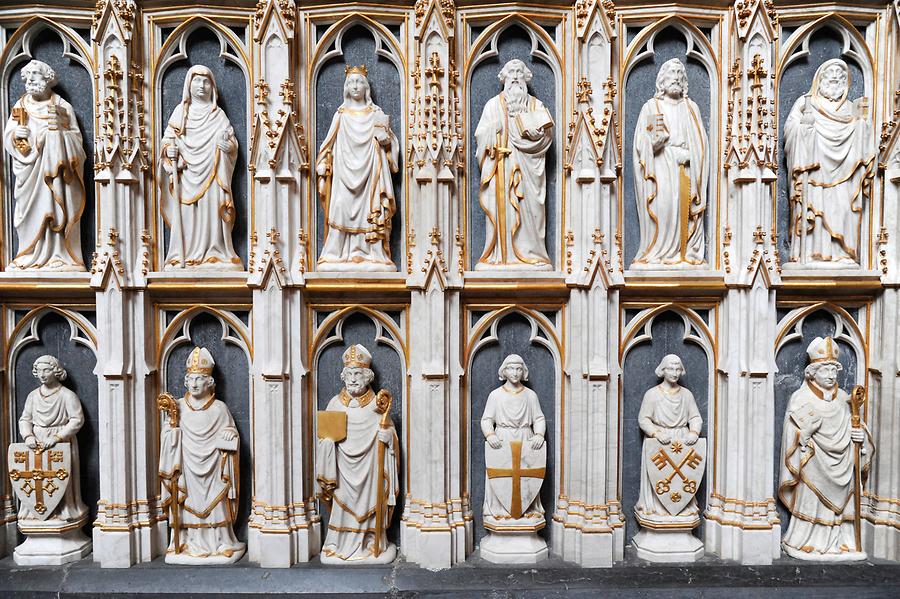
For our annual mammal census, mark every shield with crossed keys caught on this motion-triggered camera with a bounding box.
[643,437,706,515]
[7,442,71,520]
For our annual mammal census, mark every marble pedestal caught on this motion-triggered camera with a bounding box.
[165,542,246,565]
[632,527,703,563]
[14,520,92,565]
[479,531,548,564]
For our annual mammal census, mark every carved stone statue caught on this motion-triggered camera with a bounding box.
[778,337,873,561]
[158,65,242,270]
[3,60,86,271]
[158,347,245,564]
[784,59,875,267]
[8,355,91,564]
[479,354,548,563]
[475,59,553,271]
[632,354,706,562]
[316,344,399,563]
[632,59,708,268]
[316,66,399,271]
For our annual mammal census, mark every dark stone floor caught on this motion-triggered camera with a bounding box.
[3,551,900,598]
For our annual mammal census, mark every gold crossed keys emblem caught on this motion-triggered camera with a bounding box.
[8,444,71,519]
[645,437,706,515]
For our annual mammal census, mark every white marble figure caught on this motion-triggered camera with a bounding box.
[316,66,399,271]
[12,355,91,564]
[632,59,709,268]
[784,59,875,267]
[316,344,399,563]
[158,347,245,564]
[778,337,873,561]
[632,354,706,562]
[475,59,553,270]
[479,354,548,563]
[159,65,242,270]
[3,60,86,271]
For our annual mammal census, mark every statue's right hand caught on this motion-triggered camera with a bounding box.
[14,126,29,140]
[24,436,38,449]
[166,145,178,160]
[316,161,327,177]
[655,431,671,445]
[487,434,502,449]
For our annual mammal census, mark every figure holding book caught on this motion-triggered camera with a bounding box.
[158,347,244,565]
[474,59,554,270]
[316,66,399,271]
[316,344,399,563]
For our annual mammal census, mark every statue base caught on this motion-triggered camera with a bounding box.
[316,260,396,273]
[632,527,704,563]
[14,523,91,566]
[165,542,246,565]
[783,543,867,562]
[479,531,548,564]
[319,542,397,565]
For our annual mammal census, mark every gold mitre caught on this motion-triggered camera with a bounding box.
[807,336,839,364]
[344,64,368,77]
[186,346,215,375]
[342,344,372,369]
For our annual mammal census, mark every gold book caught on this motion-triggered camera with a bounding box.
[317,411,347,442]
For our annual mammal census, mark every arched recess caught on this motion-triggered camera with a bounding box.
[309,306,408,543]
[773,302,868,528]
[152,18,252,270]
[1,18,96,270]
[463,306,563,545]
[308,17,406,271]
[619,304,717,543]
[775,16,875,268]
[464,16,564,270]
[620,17,720,269]
[5,306,99,530]
[156,306,253,538]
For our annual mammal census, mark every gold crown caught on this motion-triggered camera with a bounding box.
[345,64,368,77]
[808,336,839,364]
[342,344,371,369]
[186,347,214,375]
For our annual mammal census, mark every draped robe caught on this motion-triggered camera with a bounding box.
[3,93,85,270]
[785,92,874,264]
[159,395,243,559]
[316,389,399,561]
[475,93,553,268]
[778,381,873,558]
[159,99,241,269]
[635,384,703,524]
[633,95,708,266]
[480,385,547,521]
[317,105,399,269]
[18,386,88,522]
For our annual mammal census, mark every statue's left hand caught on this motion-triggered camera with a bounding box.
[850,427,865,444]
[374,129,390,145]
[216,134,232,151]
[377,427,393,446]
[530,434,545,450]
[43,436,59,449]
[685,431,699,446]
[220,430,237,442]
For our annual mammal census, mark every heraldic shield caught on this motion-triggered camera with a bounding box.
[8,442,71,520]
[486,438,546,519]
[643,437,706,515]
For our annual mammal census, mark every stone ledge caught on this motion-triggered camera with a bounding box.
[2,553,899,598]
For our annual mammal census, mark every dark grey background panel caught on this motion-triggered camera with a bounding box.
[468,311,557,544]
[160,26,248,266]
[7,26,95,268]
[621,310,710,543]
[773,309,858,529]
[776,27,865,265]
[467,25,558,269]
[315,310,405,543]
[163,310,252,539]
[622,27,711,267]
[314,25,404,270]
[13,310,98,533]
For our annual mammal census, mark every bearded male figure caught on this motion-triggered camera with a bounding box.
[3,60,86,271]
[474,59,553,270]
[632,58,709,267]
[784,59,874,266]
[316,66,399,271]
[316,345,399,563]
